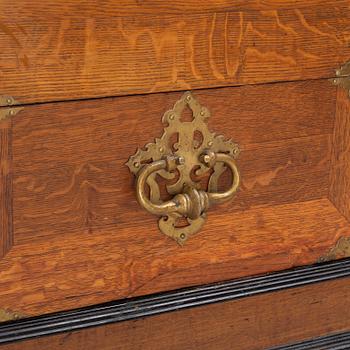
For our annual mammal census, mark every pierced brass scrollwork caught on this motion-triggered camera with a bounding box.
[126,92,240,244]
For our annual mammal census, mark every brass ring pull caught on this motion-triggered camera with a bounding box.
[201,150,240,206]
[136,151,239,221]
[126,91,241,244]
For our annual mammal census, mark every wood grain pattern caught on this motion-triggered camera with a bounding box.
[11,133,332,241]
[0,117,13,259]
[0,79,346,318]
[329,87,350,222]
[3,277,350,350]
[0,2,349,105]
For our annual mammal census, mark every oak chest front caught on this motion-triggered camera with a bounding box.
[1,1,350,349]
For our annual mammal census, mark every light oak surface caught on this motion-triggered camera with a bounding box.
[0,1,349,104]
[1,2,350,348]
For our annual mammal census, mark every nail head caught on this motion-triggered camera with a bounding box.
[203,155,211,163]
[177,156,185,165]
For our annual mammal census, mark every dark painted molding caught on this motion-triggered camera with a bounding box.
[1,259,350,345]
[270,331,350,350]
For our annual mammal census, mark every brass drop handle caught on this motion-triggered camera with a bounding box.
[136,151,240,221]
[126,91,241,244]
[201,151,240,205]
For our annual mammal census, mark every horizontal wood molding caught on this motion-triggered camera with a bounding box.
[0,118,13,259]
[2,0,349,15]
[1,259,350,348]
[0,2,348,105]
[271,331,350,350]
[329,87,350,222]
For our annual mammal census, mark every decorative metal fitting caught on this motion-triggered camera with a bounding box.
[0,95,18,107]
[332,61,350,96]
[126,92,240,245]
[0,107,23,122]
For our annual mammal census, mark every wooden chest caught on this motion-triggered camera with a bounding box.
[1,1,350,349]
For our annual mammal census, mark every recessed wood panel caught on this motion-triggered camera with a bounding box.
[11,80,333,241]
[3,277,350,350]
[0,2,349,104]
[0,79,347,319]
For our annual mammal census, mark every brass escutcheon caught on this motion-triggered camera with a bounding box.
[126,92,240,245]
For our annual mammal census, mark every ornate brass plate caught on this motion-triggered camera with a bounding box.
[126,92,240,244]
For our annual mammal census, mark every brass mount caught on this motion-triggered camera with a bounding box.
[332,61,350,96]
[126,92,240,245]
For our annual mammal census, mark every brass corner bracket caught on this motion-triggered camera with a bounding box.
[126,91,240,245]
[0,95,19,107]
[318,236,350,263]
[0,95,22,122]
[0,308,24,322]
[331,61,350,96]
[0,107,23,122]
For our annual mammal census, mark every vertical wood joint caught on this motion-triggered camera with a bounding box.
[329,62,350,223]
